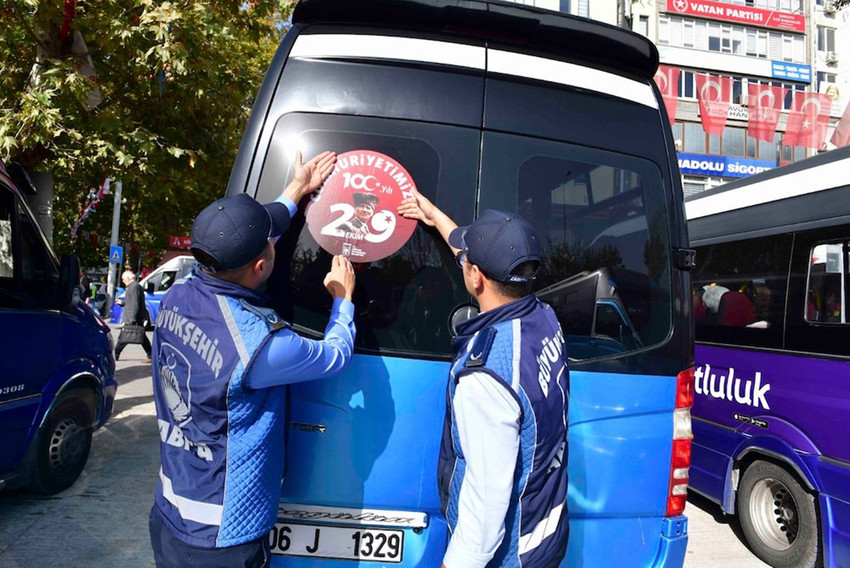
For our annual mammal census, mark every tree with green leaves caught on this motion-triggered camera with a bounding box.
[0,1,293,271]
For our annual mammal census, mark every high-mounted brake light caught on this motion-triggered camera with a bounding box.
[667,367,694,517]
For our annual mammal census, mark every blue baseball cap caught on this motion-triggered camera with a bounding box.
[190,194,289,271]
[448,210,541,283]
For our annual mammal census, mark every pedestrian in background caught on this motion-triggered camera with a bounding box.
[148,151,356,568]
[79,269,92,304]
[399,194,570,568]
[114,270,152,363]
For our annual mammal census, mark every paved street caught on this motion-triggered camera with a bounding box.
[0,328,770,567]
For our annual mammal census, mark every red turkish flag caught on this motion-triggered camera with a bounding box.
[654,65,680,126]
[747,84,786,143]
[785,92,831,149]
[696,74,732,136]
[830,102,850,148]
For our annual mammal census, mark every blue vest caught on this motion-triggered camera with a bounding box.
[151,268,289,548]
[439,295,570,568]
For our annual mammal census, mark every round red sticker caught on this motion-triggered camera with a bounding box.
[305,150,418,263]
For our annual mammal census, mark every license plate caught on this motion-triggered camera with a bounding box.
[269,522,404,563]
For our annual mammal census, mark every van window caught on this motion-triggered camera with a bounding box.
[260,113,478,359]
[478,132,673,356]
[806,241,848,324]
[692,234,791,348]
[18,200,53,304]
[148,270,178,293]
[0,188,13,282]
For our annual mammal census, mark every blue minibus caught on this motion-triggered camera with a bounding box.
[687,146,850,568]
[0,159,117,494]
[226,0,694,565]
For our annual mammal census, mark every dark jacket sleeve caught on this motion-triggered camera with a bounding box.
[123,281,146,324]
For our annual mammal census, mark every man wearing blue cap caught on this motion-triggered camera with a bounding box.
[399,193,570,568]
[149,151,357,567]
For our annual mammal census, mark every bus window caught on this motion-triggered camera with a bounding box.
[693,234,791,348]
[806,242,847,324]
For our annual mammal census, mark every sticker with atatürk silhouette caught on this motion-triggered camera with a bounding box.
[306,150,418,263]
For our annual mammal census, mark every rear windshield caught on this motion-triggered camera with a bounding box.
[258,112,672,361]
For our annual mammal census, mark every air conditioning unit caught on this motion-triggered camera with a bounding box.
[824,2,836,14]
[735,94,748,106]
[826,51,839,64]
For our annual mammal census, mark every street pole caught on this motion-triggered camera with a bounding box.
[106,180,122,307]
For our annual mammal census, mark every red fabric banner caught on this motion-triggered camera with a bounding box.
[747,83,786,142]
[830,102,850,148]
[654,65,680,126]
[696,74,732,136]
[784,92,831,149]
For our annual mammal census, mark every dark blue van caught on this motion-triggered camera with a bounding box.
[0,160,117,494]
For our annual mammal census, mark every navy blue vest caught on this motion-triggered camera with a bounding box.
[151,268,289,548]
[439,295,570,567]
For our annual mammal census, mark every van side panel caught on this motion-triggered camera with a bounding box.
[282,356,449,566]
[566,370,678,567]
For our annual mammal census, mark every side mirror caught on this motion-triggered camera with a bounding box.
[58,254,81,308]
[449,304,479,337]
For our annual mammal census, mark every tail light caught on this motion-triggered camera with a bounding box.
[666,367,694,516]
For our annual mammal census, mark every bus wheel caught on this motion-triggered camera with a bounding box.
[737,460,819,568]
[28,390,94,495]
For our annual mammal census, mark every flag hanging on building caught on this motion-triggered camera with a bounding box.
[747,84,786,143]
[654,65,680,126]
[784,92,831,149]
[696,74,732,136]
[830,101,850,148]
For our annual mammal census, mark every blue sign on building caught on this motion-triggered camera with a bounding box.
[771,61,812,83]
[677,153,776,178]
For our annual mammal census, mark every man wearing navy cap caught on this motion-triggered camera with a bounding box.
[399,193,570,568]
[149,150,357,567]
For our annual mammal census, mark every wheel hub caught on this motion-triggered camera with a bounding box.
[748,477,799,551]
[48,418,86,471]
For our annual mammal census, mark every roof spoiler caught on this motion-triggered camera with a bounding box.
[292,0,659,81]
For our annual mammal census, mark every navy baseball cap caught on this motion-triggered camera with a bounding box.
[190,194,289,271]
[449,210,541,283]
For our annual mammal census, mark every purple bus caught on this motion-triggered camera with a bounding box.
[686,146,850,568]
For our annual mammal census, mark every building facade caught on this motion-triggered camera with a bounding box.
[504,0,850,195]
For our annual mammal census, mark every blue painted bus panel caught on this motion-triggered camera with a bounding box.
[821,492,850,568]
[275,358,683,567]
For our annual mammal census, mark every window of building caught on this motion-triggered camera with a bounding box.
[638,15,649,37]
[817,26,836,52]
[818,71,837,91]
[684,122,706,153]
[723,127,746,157]
[661,16,804,63]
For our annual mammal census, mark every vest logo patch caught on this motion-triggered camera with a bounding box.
[537,329,566,397]
[465,328,496,368]
[158,342,213,462]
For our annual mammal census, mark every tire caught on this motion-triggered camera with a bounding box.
[27,390,94,495]
[737,460,819,568]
